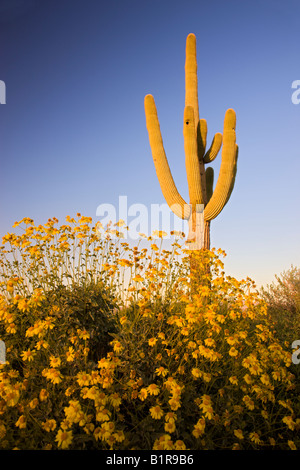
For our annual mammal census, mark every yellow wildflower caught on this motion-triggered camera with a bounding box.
[229,347,239,357]
[109,393,121,408]
[17,298,30,312]
[29,398,39,409]
[147,384,160,396]
[42,419,57,432]
[35,340,49,350]
[39,389,49,401]
[249,432,261,445]
[234,429,244,440]
[150,405,164,420]
[192,368,202,378]
[113,341,122,353]
[174,440,186,450]
[21,349,36,362]
[55,429,73,449]
[243,395,255,410]
[150,244,159,251]
[96,407,111,422]
[64,400,82,423]
[272,371,281,381]
[192,418,205,438]
[229,376,238,385]
[132,274,144,282]
[288,440,297,450]
[153,434,173,450]
[152,230,167,238]
[165,412,176,423]
[282,416,295,431]
[139,388,148,401]
[100,421,115,440]
[148,338,157,347]
[77,329,90,340]
[49,356,61,368]
[6,281,14,293]
[98,358,110,369]
[113,430,125,443]
[269,437,276,446]
[42,368,62,384]
[164,421,176,433]
[119,315,127,325]
[6,323,16,334]
[199,395,214,420]
[5,388,20,407]
[260,374,271,386]
[15,415,26,429]
[226,336,237,346]
[66,347,75,362]
[155,367,168,377]
[168,396,181,411]
[76,372,90,387]
[244,374,252,384]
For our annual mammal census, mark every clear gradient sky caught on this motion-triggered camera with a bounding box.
[0,0,299,288]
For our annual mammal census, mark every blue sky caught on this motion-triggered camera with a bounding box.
[0,0,299,288]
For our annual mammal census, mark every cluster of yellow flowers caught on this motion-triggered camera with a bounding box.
[0,215,299,449]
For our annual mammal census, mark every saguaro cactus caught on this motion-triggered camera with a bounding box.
[144,33,238,250]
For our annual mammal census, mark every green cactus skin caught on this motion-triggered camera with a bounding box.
[144,33,238,250]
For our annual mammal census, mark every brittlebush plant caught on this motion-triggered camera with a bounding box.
[0,215,299,450]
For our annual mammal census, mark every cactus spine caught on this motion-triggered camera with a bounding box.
[144,33,238,250]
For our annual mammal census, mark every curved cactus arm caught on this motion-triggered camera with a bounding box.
[144,94,191,220]
[225,144,238,205]
[183,106,204,207]
[204,108,237,221]
[205,166,214,203]
[203,133,223,163]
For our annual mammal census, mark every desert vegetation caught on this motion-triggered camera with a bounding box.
[0,215,299,450]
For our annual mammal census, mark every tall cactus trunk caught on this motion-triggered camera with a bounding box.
[187,211,211,295]
[204,220,210,250]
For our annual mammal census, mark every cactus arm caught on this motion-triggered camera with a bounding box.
[205,167,214,203]
[225,144,238,204]
[197,119,207,161]
[203,133,223,163]
[144,94,190,220]
[183,106,204,207]
[204,108,237,221]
